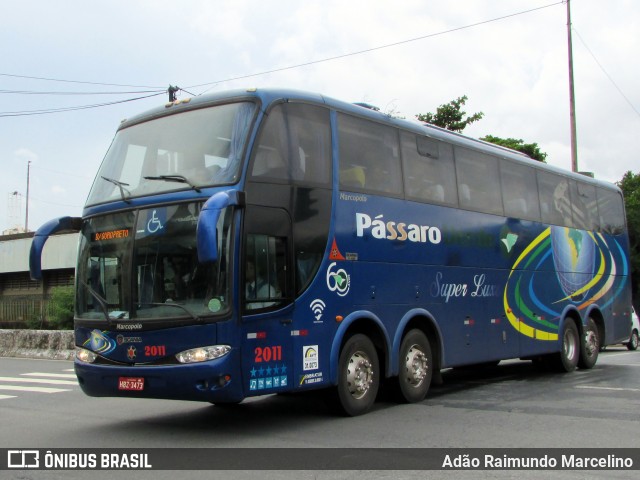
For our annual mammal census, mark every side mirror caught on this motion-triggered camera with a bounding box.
[197,190,244,263]
[29,216,82,280]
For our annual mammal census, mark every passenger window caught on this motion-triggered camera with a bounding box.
[338,114,402,196]
[597,188,626,234]
[250,103,331,186]
[401,132,457,206]
[500,161,541,221]
[570,181,598,231]
[454,147,503,216]
[538,171,572,227]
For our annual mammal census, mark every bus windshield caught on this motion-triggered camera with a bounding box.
[76,203,234,322]
[86,102,256,205]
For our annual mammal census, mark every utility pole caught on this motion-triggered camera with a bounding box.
[566,0,578,172]
[25,160,31,232]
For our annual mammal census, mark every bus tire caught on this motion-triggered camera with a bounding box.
[578,317,599,369]
[555,320,580,372]
[396,329,432,403]
[628,330,639,351]
[335,334,379,416]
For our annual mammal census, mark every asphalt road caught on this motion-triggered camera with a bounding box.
[1,348,638,479]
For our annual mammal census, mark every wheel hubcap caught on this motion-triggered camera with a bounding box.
[404,344,428,387]
[346,351,373,399]
[584,330,598,356]
[564,328,577,360]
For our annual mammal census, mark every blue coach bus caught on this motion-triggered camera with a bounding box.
[30,88,631,416]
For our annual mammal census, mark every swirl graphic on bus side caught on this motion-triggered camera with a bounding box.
[326,262,350,297]
[503,227,628,341]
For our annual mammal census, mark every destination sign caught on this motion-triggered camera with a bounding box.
[93,229,130,241]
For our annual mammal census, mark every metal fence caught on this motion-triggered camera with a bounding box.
[0,296,54,328]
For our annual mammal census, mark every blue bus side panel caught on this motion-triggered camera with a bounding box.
[332,194,630,367]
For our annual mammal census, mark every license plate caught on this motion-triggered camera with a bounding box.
[118,377,144,391]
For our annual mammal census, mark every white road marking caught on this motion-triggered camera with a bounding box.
[575,385,640,392]
[21,372,77,379]
[0,385,70,393]
[0,376,77,385]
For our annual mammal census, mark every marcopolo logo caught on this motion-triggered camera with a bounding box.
[355,213,442,244]
[326,262,350,297]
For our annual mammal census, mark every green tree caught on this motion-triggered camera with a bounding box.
[416,95,484,132]
[480,135,548,162]
[47,286,75,330]
[618,171,640,311]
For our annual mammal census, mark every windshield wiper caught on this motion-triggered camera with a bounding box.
[137,302,201,321]
[79,280,111,324]
[101,176,131,203]
[143,175,201,193]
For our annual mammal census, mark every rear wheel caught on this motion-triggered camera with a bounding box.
[396,329,432,403]
[334,334,380,416]
[628,330,639,351]
[555,320,580,372]
[578,317,599,369]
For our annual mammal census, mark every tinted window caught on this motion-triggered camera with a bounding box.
[538,171,572,227]
[454,147,503,215]
[338,114,402,196]
[570,181,598,231]
[401,132,457,206]
[250,103,331,186]
[500,161,541,221]
[597,188,626,234]
[243,206,292,312]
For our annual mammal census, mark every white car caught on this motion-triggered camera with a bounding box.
[628,307,639,351]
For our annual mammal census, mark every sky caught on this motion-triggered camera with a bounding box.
[1,0,639,234]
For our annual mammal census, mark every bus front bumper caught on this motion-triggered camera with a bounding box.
[74,351,244,403]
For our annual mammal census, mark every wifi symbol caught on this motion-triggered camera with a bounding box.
[310,299,326,321]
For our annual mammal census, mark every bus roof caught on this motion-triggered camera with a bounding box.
[118,87,621,193]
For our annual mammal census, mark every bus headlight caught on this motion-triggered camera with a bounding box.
[176,345,231,364]
[76,347,98,363]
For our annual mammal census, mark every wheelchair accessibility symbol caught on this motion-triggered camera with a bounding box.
[147,210,164,233]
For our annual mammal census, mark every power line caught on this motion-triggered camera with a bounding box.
[0,72,163,89]
[0,92,165,117]
[30,165,93,180]
[0,2,565,114]
[187,1,565,92]
[0,89,165,95]
[28,195,83,208]
[572,27,640,120]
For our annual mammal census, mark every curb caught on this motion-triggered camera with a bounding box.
[0,329,75,360]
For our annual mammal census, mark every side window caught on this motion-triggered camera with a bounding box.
[243,206,292,312]
[597,188,626,235]
[401,132,457,206]
[245,234,286,310]
[570,181,598,231]
[500,161,541,221]
[538,171,572,227]
[338,114,402,196]
[250,103,331,186]
[454,147,503,216]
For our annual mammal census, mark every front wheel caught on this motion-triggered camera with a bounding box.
[334,334,380,416]
[628,331,639,351]
[578,317,599,369]
[396,329,432,403]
